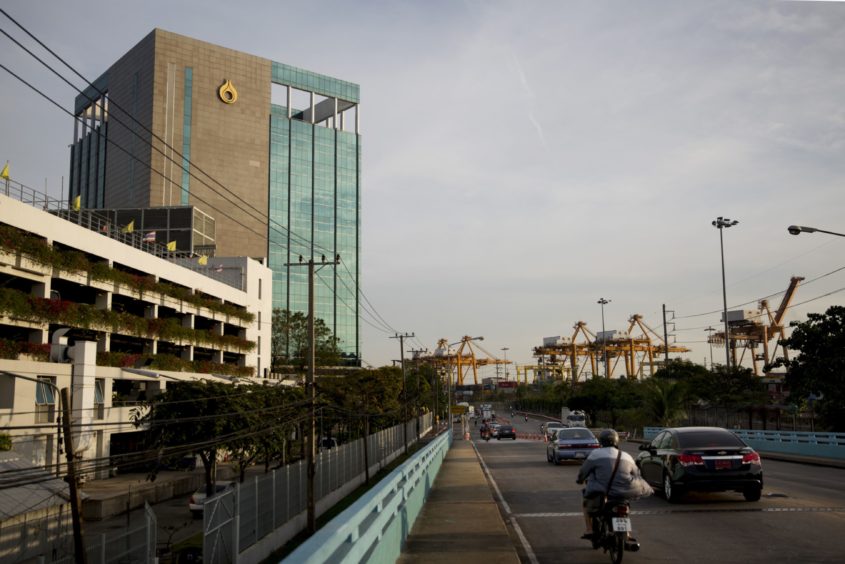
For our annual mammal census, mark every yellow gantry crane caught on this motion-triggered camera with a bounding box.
[416,337,511,386]
[708,276,804,376]
[534,316,691,381]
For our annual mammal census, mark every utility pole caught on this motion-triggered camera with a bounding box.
[501,347,509,380]
[597,298,610,377]
[704,327,716,369]
[285,254,339,534]
[409,348,427,440]
[662,305,675,364]
[61,387,86,564]
[391,332,414,453]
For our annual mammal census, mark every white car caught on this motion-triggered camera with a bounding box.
[541,421,566,439]
[189,481,235,517]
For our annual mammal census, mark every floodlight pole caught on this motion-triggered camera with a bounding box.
[712,217,738,370]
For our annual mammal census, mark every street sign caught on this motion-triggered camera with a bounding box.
[450,405,468,414]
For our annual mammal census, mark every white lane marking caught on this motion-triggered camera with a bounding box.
[513,506,845,518]
[472,441,540,564]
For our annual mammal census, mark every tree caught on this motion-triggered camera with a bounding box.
[569,376,641,428]
[779,306,845,430]
[688,366,766,408]
[643,378,687,426]
[138,380,250,495]
[653,359,710,382]
[271,309,342,371]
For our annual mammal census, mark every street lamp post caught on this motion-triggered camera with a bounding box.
[597,298,610,377]
[712,216,738,370]
[788,225,845,238]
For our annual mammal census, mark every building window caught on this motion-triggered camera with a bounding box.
[35,377,56,424]
[181,67,194,204]
[95,378,105,420]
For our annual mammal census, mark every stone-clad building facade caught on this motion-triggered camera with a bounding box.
[70,30,361,362]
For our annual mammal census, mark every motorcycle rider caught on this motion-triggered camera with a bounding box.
[576,429,652,550]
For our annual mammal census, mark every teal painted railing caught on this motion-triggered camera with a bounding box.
[642,427,845,459]
[283,430,452,563]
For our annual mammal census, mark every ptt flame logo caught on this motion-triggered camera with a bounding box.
[218,79,238,104]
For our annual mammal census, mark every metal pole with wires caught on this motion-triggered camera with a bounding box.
[391,332,414,454]
[285,254,339,534]
[597,298,610,377]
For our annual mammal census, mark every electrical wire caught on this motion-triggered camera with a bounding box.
[0,14,414,359]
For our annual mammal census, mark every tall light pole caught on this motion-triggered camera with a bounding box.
[501,347,509,380]
[597,298,610,377]
[788,225,845,238]
[712,217,738,370]
[704,326,716,369]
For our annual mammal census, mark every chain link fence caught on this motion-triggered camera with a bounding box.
[205,415,432,564]
[3,502,156,564]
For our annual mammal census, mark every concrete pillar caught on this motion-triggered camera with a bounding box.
[181,345,194,362]
[70,340,98,466]
[211,349,224,364]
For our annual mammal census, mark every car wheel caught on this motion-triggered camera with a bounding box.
[743,486,762,502]
[663,473,683,503]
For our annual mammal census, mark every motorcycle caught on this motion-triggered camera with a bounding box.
[590,499,639,564]
[480,428,491,442]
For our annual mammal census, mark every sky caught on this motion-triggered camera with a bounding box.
[1,0,844,376]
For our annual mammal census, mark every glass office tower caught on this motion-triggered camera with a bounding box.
[268,63,361,363]
[70,30,361,364]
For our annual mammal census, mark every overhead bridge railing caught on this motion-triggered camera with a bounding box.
[643,427,845,459]
[284,429,451,563]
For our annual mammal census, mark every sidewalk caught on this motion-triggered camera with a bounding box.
[398,433,519,564]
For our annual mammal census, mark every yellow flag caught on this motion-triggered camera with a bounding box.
[0,162,9,180]
[198,255,208,265]
[166,241,176,251]
[122,220,135,233]
[72,195,81,211]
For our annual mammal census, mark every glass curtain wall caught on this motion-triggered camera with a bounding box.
[268,99,360,363]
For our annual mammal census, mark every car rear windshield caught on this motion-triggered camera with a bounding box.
[677,430,745,449]
[558,429,595,440]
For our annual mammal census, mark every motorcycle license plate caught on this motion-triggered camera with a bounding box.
[612,518,632,532]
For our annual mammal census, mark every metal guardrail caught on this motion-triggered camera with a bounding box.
[283,428,451,564]
[643,426,845,459]
[1,178,243,289]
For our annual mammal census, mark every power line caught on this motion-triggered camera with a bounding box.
[0,13,419,363]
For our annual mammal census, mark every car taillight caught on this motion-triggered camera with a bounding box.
[677,454,704,466]
[742,452,761,464]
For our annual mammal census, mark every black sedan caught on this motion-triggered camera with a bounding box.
[496,425,517,440]
[636,426,763,503]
